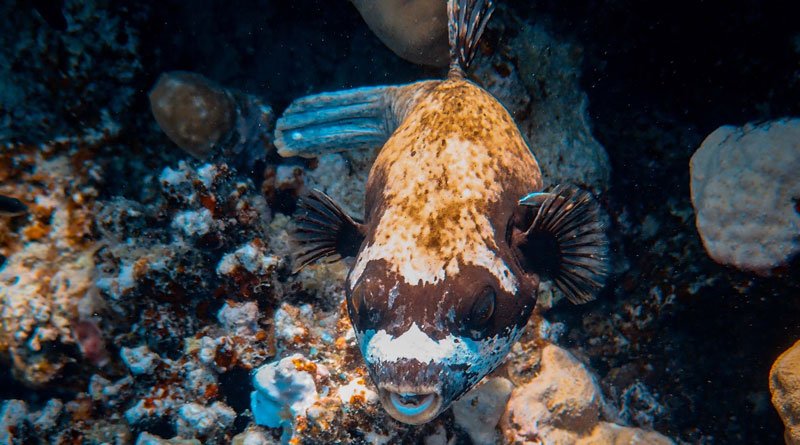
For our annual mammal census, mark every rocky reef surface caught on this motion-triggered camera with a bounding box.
[771,340,800,444]
[0,0,798,444]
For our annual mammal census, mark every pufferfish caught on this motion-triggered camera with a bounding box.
[274,0,608,425]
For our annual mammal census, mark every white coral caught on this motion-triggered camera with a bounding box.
[216,241,278,276]
[250,354,322,429]
[690,118,800,272]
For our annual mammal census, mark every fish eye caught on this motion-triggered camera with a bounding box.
[505,215,516,246]
[350,284,380,326]
[469,286,496,331]
[349,285,367,319]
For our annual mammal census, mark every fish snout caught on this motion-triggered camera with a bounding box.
[378,385,442,425]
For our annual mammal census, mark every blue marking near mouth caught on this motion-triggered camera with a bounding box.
[390,392,435,418]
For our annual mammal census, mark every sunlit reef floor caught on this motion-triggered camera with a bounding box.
[1,0,799,444]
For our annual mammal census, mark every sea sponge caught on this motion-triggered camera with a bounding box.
[149,71,236,160]
[690,118,800,272]
[351,0,448,67]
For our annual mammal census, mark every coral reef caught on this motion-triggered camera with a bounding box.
[690,118,800,272]
[0,133,113,387]
[770,340,800,445]
[251,354,325,432]
[0,158,279,443]
[95,160,274,306]
[244,276,400,444]
[0,0,141,143]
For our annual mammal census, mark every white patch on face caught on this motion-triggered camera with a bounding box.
[363,323,457,364]
[350,137,518,294]
[387,283,399,309]
[358,322,522,383]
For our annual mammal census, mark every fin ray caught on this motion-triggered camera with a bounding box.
[275,86,397,158]
[291,189,365,273]
[516,185,609,304]
[447,0,495,78]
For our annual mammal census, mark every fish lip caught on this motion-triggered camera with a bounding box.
[377,384,443,425]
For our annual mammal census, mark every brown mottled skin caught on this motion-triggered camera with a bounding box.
[349,78,542,342]
[274,0,570,426]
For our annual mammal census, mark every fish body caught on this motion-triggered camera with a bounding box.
[356,79,540,292]
[349,78,543,422]
[275,0,608,425]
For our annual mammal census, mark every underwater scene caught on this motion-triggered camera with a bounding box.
[1,0,799,444]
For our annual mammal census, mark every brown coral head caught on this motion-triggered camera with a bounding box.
[351,0,449,67]
[149,71,235,159]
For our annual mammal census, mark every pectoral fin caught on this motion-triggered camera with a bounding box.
[292,189,366,273]
[514,185,609,304]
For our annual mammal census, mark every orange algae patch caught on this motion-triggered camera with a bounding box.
[133,257,150,276]
[204,383,219,399]
[200,194,217,214]
[23,221,50,240]
[292,358,317,374]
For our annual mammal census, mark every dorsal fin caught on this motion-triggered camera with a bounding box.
[447,0,496,79]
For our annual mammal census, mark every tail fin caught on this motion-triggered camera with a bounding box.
[275,86,397,158]
[447,0,495,79]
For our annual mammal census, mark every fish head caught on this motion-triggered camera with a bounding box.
[346,260,538,424]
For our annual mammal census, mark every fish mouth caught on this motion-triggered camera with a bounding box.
[378,385,442,425]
